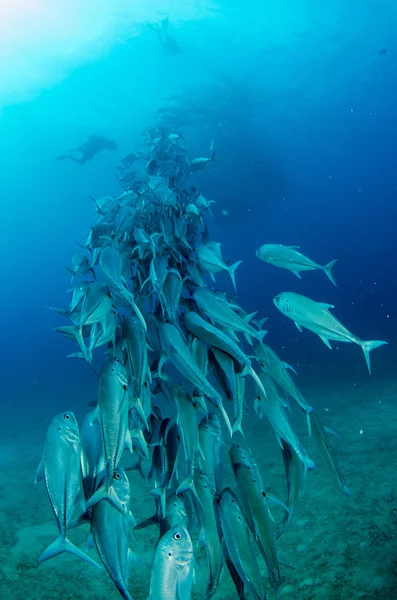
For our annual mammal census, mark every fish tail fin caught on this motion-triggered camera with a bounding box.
[228,260,242,291]
[361,340,387,374]
[39,535,101,569]
[232,419,245,437]
[255,329,268,343]
[323,258,339,286]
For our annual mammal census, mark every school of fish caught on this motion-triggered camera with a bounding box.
[36,125,387,599]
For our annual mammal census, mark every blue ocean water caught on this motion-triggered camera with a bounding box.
[0,2,396,599]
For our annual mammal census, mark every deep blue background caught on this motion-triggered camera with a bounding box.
[0,2,395,429]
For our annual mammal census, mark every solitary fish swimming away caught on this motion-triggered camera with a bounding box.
[256,243,339,286]
[273,291,387,374]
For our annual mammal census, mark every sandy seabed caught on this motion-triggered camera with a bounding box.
[1,377,396,600]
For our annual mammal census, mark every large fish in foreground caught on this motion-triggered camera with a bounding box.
[148,524,194,600]
[273,292,387,373]
[256,243,339,286]
[35,412,100,569]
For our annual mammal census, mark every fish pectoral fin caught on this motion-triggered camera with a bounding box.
[280,361,298,375]
[319,336,332,349]
[35,460,44,484]
[324,426,342,441]
[294,322,303,332]
[292,270,302,279]
[125,428,133,453]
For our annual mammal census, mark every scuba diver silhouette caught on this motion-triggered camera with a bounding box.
[150,18,182,55]
[56,134,117,165]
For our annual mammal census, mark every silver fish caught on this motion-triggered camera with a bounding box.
[278,439,306,538]
[148,524,194,600]
[273,291,387,373]
[194,470,223,599]
[254,342,313,414]
[196,241,242,291]
[194,287,267,344]
[86,357,130,511]
[256,243,338,286]
[198,414,223,491]
[90,468,135,600]
[35,412,100,568]
[218,487,265,600]
[309,413,350,496]
[100,245,146,331]
[230,444,281,591]
[159,322,232,436]
[254,372,315,472]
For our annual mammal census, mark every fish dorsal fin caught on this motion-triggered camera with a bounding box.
[318,303,334,311]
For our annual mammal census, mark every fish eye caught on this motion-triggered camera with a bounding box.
[114,472,121,480]
[63,413,70,420]
[275,296,280,303]
[231,497,237,504]
[115,358,120,364]
[177,493,183,499]
[173,532,182,540]
[208,414,214,421]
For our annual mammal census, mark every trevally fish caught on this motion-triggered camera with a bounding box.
[254,342,313,414]
[100,245,146,331]
[197,414,223,492]
[254,372,315,472]
[256,243,338,286]
[230,444,281,592]
[309,413,351,496]
[277,439,306,538]
[273,292,387,373]
[194,470,223,599]
[196,241,242,291]
[90,468,135,600]
[183,311,268,409]
[189,151,216,172]
[194,287,267,344]
[86,357,131,511]
[218,487,265,600]
[159,321,232,436]
[148,524,194,600]
[80,410,106,503]
[35,412,100,569]
[172,384,201,499]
